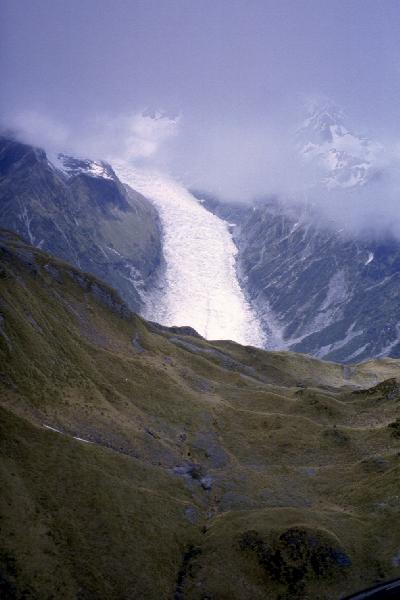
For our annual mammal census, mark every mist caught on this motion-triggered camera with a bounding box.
[2,0,400,238]
[6,101,400,240]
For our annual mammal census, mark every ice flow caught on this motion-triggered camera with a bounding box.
[114,164,265,347]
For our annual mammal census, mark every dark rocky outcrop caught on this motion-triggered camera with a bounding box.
[239,527,351,597]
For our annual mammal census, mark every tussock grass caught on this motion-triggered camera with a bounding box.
[1,229,400,599]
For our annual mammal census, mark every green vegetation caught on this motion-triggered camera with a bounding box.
[1,229,400,599]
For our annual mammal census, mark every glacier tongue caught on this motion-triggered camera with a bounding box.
[114,164,265,346]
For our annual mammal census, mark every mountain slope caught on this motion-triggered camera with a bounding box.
[235,199,400,363]
[0,136,162,311]
[1,230,400,599]
[196,103,400,363]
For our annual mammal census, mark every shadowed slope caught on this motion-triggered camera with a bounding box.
[0,137,162,312]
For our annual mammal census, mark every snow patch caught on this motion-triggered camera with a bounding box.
[106,245,123,257]
[43,424,93,444]
[86,161,113,180]
[52,154,114,180]
[20,206,34,244]
[289,221,299,235]
[43,424,63,434]
[365,252,374,266]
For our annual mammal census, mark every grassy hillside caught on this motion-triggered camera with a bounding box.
[1,229,400,599]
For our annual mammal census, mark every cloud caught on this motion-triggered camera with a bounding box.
[4,110,69,149]
[125,110,180,159]
[2,107,180,165]
[3,101,400,241]
[164,111,308,201]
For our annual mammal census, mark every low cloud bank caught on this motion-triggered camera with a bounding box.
[3,103,400,240]
[2,108,179,165]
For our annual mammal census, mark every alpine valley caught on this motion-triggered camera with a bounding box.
[2,103,400,600]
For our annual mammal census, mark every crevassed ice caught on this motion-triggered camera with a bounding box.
[114,163,265,347]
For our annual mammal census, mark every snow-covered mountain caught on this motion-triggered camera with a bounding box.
[297,101,382,189]
[53,154,115,181]
[198,102,400,363]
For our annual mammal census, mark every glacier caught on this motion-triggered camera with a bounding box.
[114,164,265,347]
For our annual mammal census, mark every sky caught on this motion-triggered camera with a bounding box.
[1,0,400,216]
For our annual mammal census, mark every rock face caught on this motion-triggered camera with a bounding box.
[234,199,400,362]
[0,136,162,311]
[1,231,400,599]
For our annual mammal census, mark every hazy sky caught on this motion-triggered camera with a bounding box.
[1,0,400,212]
[2,0,400,126]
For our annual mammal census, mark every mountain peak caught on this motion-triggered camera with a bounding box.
[297,100,382,189]
[53,154,116,181]
[301,100,347,144]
